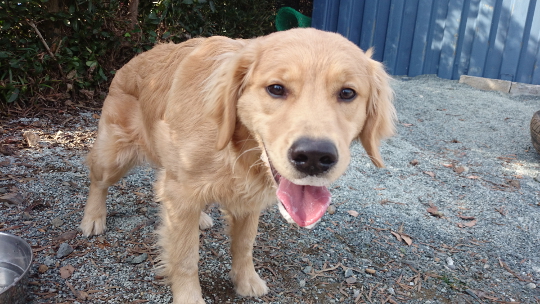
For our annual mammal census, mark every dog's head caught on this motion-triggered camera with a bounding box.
[206,28,396,227]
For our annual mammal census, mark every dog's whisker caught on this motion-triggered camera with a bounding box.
[232,147,262,174]
[246,159,266,182]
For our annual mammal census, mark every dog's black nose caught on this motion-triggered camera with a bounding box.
[288,138,338,176]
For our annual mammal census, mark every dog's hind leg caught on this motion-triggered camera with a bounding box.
[227,208,268,297]
[80,117,141,236]
[199,211,214,230]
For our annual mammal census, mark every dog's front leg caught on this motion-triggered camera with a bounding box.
[227,209,269,297]
[157,178,205,304]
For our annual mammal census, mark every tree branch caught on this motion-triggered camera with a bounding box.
[27,19,65,78]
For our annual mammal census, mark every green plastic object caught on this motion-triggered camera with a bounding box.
[275,7,312,31]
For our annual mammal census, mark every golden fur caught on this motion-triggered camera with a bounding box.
[80,28,396,303]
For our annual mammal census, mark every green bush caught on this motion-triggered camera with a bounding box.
[0,0,277,106]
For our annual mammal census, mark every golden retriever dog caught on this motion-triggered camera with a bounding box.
[80,28,396,303]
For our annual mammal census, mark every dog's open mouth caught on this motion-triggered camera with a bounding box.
[268,159,332,228]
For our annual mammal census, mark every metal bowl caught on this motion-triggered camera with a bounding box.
[0,232,33,304]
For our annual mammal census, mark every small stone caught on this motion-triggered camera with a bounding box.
[130,253,148,264]
[446,257,456,269]
[344,268,354,277]
[56,243,73,259]
[299,279,306,288]
[303,266,312,274]
[359,258,373,265]
[353,289,360,298]
[387,287,395,295]
[532,266,540,273]
[483,264,490,269]
[526,283,536,289]
[434,257,440,262]
[44,256,55,266]
[327,205,336,215]
[0,187,7,194]
[345,276,357,284]
[51,217,64,228]
[365,268,376,274]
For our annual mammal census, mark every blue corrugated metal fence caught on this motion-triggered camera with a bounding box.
[312,0,540,85]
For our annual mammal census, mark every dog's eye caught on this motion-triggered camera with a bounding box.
[339,88,356,101]
[267,84,286,98]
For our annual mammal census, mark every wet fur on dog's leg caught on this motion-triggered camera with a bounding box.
[226,208,268,297]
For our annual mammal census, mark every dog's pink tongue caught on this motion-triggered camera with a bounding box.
[276,177,331,227]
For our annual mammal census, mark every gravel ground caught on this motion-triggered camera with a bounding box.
[1,75,539,304]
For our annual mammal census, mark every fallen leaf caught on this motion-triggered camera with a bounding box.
[347,210,359,217]
[453,166,465,174]
[506,179,520,189]
[0,192,24,205]
[423,171,436,178]
[409,159,419,166]
[54,230,78,242]
[401,234,413,246]
[59,264,75,279]
[495,206,507,216]
[458,214,475,221]
[427,203,443,218]
[38,264,49,274]
[401,123,414,127]
[23,131,40,147]
[391,231,412,246]
[365,268,376,274]
[76,290,89,301]
[442,163,453,168]
[345,276,357,284]
[391,231,402,242]
[463,219,477,227]
[467,175,480,179]
[66,281,88,300]
[92,113,100,119]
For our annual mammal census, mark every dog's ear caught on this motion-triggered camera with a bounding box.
[205,42,257,150]
[359,51,396,168]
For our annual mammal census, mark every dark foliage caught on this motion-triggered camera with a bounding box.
[0,0,280,106]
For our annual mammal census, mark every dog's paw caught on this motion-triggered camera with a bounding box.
[172,290,205,304]
[199,212,214,230]
[80,214,107,236]
[172,297,205,304]
[230,270,269,297]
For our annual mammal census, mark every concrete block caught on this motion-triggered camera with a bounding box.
[459,75,511,93]
[510,82,540,96]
